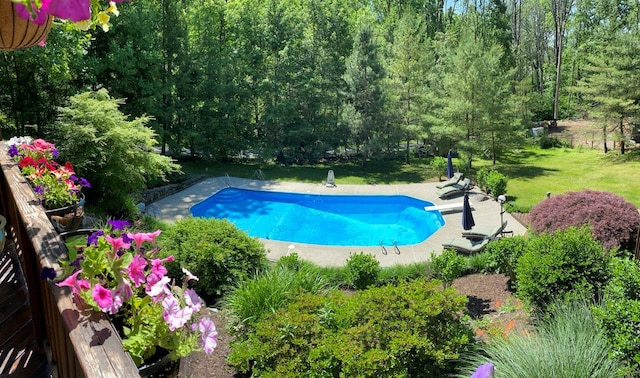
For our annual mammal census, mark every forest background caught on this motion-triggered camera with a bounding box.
[1,0,638,167]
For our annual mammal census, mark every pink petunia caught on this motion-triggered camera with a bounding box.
[105,235,131,255]
[127,255,147,287]
[92,283,113,312]
[196,317,218,354]
[184,288,202,312]
[146,274,171,302]
[162,295,193,331]
[56,270,88,295]
[118,279,133,301]
[182,268,199,283]
[150,256,174,278]
[108,291,124,315]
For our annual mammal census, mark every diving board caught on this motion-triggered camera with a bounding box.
[423,202,466,213]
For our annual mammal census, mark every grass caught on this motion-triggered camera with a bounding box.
[499,147,640,209]
[179,157,440,185]
[456,302,622,378]
[176,145,640,211]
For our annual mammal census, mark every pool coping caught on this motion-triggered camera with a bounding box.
[145,176,528,267]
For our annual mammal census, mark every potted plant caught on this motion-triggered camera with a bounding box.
[1,0,127,51]
[7,137,90,232]
[0,0,52,51]
[56,220,217,371]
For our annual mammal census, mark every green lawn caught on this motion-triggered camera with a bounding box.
[177,146,640,210]
[498,147,640,209]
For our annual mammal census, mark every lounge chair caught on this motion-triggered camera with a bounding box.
[435,178,471,199]
[462,221,508,240]
[436,172,463,189]
[441,237,490,254]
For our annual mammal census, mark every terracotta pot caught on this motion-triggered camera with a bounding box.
[0,0,53,51]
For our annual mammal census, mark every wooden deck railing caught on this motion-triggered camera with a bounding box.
[0,143,139,377]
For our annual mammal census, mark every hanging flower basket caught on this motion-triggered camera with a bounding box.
[0,0,53,51]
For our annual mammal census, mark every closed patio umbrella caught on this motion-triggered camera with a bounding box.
[446,150,454,179]
[462,193,475,230]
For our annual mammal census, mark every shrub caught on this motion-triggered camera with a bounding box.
[484,235,528,282]
[224,265,329,336]
[430,156,448,180]
[378,262,430,286]
[465,251,493,274]
[476,166,492,193]
[161,217,268,299]
[346,252,380,290]
[430,249,467,285]
[486,170,508,196]
[538,135,566,149]
[592,257,640,373]
[53,89,179,216]
[457,301,621,378]
[229,279,474,377]
[529,190,640,250]
[515,227,611,312]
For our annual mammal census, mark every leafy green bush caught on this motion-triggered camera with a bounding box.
[476,166,492,193]
[484,235,528,282]
[346,252,380,290]
[538,135,567,149]
[515,227,611,312]
[430,249,467,285]
[229,279,474,377]
[592,257,640,374]
[378,262,430,285]
[464,251,493,274]
[161,217,268,299]
[430,156,448,180]
[225,265,329,336]
[53,89,179,217]
[486,170,508,196]
[457,301,621,378]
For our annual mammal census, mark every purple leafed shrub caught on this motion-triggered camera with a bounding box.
[529,190,640,250]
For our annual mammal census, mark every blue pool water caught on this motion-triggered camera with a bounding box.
[190,187,445,246]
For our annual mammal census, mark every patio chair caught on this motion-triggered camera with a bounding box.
[435,178,471,199]
[441,237,490,254]
[436,172,463,189]
[461,221,508,240]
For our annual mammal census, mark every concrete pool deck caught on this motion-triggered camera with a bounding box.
[145,176,528,267]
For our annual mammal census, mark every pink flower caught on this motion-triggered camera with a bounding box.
[196,317,217,354]
[92,284,113,312]
[118,279,133,301]
[150,256,174,277]
[162,295,193,331]
[146,274,171,302]
[105,235,131,255]
[16,0,92,25]
[127,232,153,251]
[184,289,202,312]
[108,292,123,315]
[56,270,89,295]
[127,255,147,287]
[182,268,199,283]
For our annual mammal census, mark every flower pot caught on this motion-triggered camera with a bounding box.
[44,193,85,233]
[0,0,53,51]
[137,348,180,378]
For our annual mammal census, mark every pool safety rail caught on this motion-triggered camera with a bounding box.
[380,240,401,255]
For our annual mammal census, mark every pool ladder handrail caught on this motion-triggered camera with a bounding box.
[380,240,388,255]
[223,173,232,187]
[393,240,400,255]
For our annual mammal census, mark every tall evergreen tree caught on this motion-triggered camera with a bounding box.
[343,24,387,169]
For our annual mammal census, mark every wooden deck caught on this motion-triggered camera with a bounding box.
[0,242,49,377]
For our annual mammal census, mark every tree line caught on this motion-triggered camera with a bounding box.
[2,0,640,166]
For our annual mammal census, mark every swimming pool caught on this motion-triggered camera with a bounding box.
[190,187,445,246]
